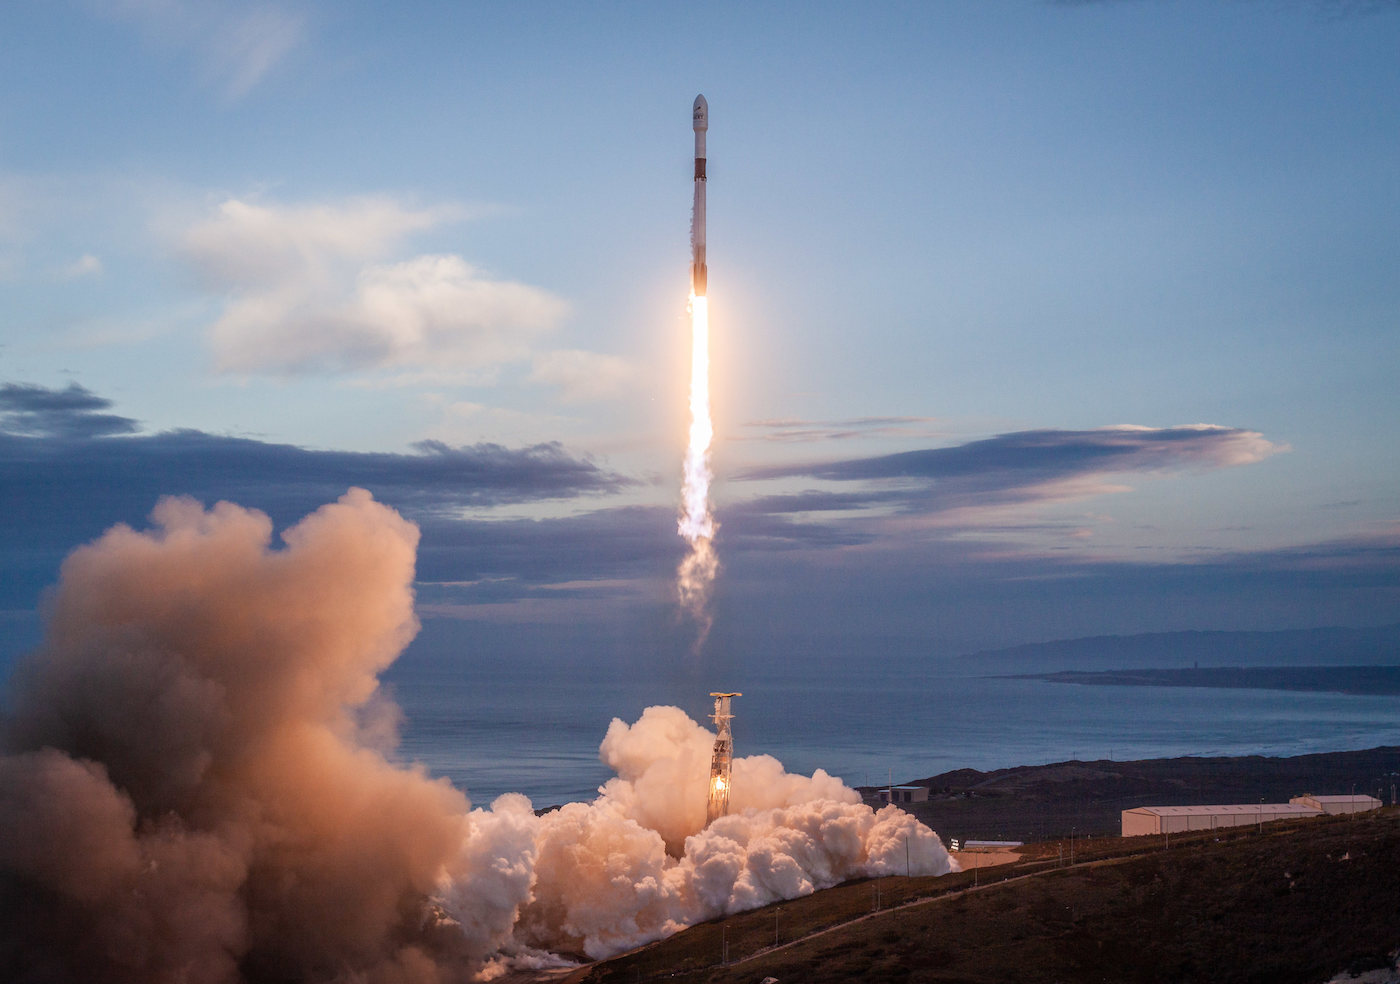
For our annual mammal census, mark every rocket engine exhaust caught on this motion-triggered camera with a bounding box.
[678,94,719,641]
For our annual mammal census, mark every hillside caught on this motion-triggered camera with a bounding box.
[873,746,1400,843]
[575,809,1400,984]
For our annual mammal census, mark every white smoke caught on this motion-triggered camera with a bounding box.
[0,492,955,982]
[483,704,956,961]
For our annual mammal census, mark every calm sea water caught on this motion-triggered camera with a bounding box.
[382,647,1400,808]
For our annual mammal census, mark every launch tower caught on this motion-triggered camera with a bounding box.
[705,692,741,825]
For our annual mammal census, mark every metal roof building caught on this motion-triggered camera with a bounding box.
[1290,794,1383,815]
[879,785,929,805]
[1121,803,1322,837]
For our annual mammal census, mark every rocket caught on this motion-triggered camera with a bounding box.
[691,93,708,296]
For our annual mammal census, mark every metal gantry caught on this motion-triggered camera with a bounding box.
[705,692,741,825]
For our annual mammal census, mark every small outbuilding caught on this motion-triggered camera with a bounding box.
[879,785,929,805]
[1290,794,1383,815]
[1121,803,1322,837]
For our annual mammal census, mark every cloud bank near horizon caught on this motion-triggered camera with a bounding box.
[0,382,633,613]
[1,381,1391,655]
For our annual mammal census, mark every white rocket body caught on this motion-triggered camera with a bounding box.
[692,94,708,296]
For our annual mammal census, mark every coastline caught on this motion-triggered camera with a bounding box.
[1008,664,1400,697]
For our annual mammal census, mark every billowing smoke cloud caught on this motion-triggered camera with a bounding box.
[0,492,954,983]
[0,490,476,982]
[507,707,954,960]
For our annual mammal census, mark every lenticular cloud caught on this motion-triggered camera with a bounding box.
[0,491,954,983]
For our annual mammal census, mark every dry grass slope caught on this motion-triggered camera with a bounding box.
[578,809,1400,984]
[892,746,1400,843]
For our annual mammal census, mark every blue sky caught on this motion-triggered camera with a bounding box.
[2,0,1397,666]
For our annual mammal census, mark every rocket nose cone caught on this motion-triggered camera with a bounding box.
[693,94,708,131]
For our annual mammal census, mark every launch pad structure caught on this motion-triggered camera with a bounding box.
[705,692,741,825]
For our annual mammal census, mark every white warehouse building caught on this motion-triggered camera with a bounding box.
[1121,803,1322,837]
[1290,794,1383,815]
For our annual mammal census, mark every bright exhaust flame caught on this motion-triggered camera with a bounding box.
[677,291,718,637]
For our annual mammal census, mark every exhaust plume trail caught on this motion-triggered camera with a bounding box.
[677,292,718,636]
[677,93,718,640]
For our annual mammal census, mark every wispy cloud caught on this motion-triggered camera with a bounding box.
[182,197,444,288]
[530,350,637,404]
[0,384,1391,651]
[0,381,635,609]
[97,0,306,100]
[0,393,629,515]
[204,3,303,99]
[1207,523,1400,575]
[741,416,939,444]
[728,425,1290,539]
[746,425,1284,485]
[181,197,570,377]
[57,254,103,281]
[0,382,137,438]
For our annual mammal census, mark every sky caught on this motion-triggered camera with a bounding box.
[2,0,1397,671]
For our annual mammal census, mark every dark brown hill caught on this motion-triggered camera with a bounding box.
[863,746,1400,843]
[578,809,1400,984]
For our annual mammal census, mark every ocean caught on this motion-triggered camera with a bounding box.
[382,643,1400,808]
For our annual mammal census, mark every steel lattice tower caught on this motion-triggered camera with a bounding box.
[705,692,741,825]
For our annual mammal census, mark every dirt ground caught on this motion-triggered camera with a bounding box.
[951,848,1020,868]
